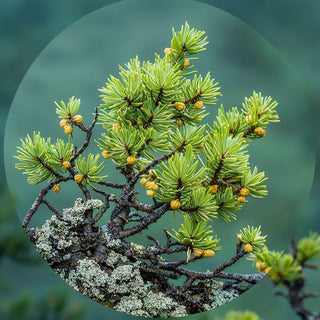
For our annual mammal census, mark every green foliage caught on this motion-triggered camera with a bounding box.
[170,125,205,154]
[214,92,279,138]
[215,310,260,320]
[182,73,221,105]
[154,145,205,202]
[180,186,218,221]
[240,167,267,199]
[170,22,208,69]
[47,139,74,170]
[215,187,242,222]
[55,96,81,119]
[239,226,267,252]
[251,232,320,286]
[96,122,169,167]
[204,124,249,181]
[252,247,302,284]
[75,154,107,185]
[297,232,320,263]
[241,91,279,134]
[168,215,220,251]
[15,132,54,184]
[15,22,279,262]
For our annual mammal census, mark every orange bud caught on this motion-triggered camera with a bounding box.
[193,248,204,257]
[202,250,215,258]
[254,127,266,137]
[210,185,219,194]
[148,170,156,178]
[146,189,155,197]
[112,123,121,130]
[59,119,68,127]
[148,182,159,191]
[264,266,272,274]
[140,177,149,186]
[74,174,84,184]
[174,102,186,111]
[101,150,110,159]
[237,196,246,203]
[256,261,264,270]
[170,199,181,210]
[72,114,83,124]
[164,48,171,55]
[244,243,253,253]
[62,160,70,169]
[194,100,203,110]
[236,233,243,242]
[127,156,137,165]
[239,187,250,197]
[176,118,183,127]
[64,124,73,135]
[52,184,60,193]
[182,59,190,68]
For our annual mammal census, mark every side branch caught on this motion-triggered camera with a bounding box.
[211,250,247,275]
[176,267,264,284]
[23,176,72,229]
[98,180,125,189]
[36,157,65,179]
[132,141,186,185]
[71,108,98,161]
[118,202,170,238]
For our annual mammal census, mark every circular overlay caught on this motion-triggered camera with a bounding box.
[4,0,315,317]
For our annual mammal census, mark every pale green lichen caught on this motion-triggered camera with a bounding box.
[34,198,240,318]
[104,250,128,268]
[130,242,146,258]
[102,231,122,250]
[73,258,108,300]
[34,215,80,260]
[62,198,103,226]
[34,198,103,260]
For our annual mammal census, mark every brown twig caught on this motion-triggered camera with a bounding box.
[23,176,72,229]
[42,199,61,216]
[118,202,170,239]
[131,141,186,185]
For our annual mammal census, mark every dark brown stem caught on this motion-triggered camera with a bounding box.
[132,141,186,185]
[131,198,155,213]
[143,112,154,129]
[184,90,203,105]
[36,157,64,179]
[180,205,199,213]
[211,250,247,275]
[118,202,170,239]
[93,204,109,223]
[208,157,224,186]
[242,126,255,138]
[71,108,98,161]
[155,85,164,107]
[23,176,72,229]
[97,181,125,189]
[175,267,264,284]
[279,278,320,320]
[42,199,61,216]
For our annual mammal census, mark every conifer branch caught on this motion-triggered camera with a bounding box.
[132,141,186,185]
[71,108,98,161]
[42,199,61,216]
[22,176,72,229]
[118,202,170,238]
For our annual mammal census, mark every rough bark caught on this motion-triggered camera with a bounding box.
[27,198,257,317]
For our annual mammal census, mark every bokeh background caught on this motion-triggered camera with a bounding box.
[0,1,319,319]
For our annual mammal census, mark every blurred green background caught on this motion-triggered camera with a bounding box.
[1,1,319,319]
